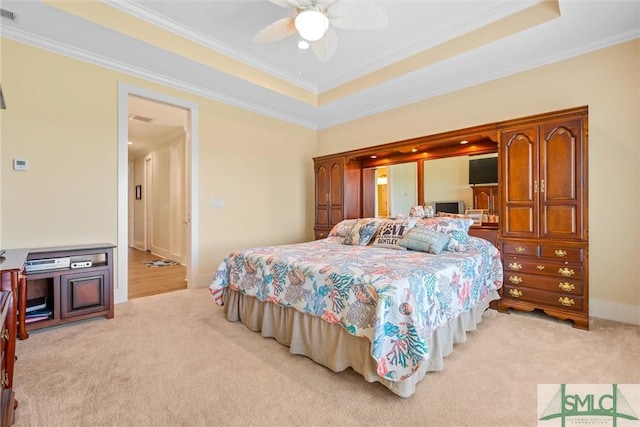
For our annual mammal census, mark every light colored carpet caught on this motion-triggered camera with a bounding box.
[12,288,640,427]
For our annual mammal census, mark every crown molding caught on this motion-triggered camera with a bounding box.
[1,26,317,130]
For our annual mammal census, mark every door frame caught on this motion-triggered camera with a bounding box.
[128,161,134,247]
[117,82,199,304]
[144,155,153,252]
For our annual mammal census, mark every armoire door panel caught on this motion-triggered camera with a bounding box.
[541,125,578,201]
[315,164,329,228]
[542,205,578,236]
[504,131,536,203]
[315,165,328,209]
[330,208,344,226]
[504,206,535,234]
[315,209,329,228]
[502,127,537,238]
[540,119,583,240]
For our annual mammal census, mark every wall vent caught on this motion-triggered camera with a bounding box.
[0,8,18,22]
[128,114,154,123]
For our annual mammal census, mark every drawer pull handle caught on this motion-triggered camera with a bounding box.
[515,247,526,253]
[537,265,545,270]
[559,296,575,307]
[0,371,7,387]
[509,276,523,284]
[554,249,567,258]
[558,267,575,277]
[0,328,7,341]
[509,288,523,298]
[559,282,575,292]
[508,262,523,271]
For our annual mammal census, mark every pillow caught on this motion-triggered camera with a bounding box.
[417,217,474,251]
[409,205,425,218]
[328,219,358,238]
[343,219,382,246]
[372,219,416,250]
[399,227,450,254]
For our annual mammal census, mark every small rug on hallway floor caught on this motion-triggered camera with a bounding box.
[144,260,178,267]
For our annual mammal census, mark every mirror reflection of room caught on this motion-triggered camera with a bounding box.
[424,153,498,218]
[372,163,417,218]
[366,152,499,220]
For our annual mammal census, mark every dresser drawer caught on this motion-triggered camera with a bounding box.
[502,243,538,257]
[503,285,585,311]
[504,272,583,295]
[540,246,584,262]
[503,258,583,279]
[314,229,330,240]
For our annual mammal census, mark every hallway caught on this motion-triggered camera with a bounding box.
[128,248,186,299]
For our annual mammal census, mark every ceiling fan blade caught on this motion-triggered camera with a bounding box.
[327,2,389,30]
[252,17,297,43]
[310,27,338,63]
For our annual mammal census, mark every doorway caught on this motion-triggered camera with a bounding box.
[117,83,199,304]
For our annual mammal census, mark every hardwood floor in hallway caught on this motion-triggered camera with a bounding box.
[128,248,187,299]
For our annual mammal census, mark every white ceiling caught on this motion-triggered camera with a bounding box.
[1,0,639,135]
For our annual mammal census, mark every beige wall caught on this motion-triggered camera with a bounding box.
[0,39,317,290]
[319,40,640,324]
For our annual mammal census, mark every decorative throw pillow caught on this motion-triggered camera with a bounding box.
[409,205,425,218]
[399,227,450,255]
[343,219,382,246]
[417,217,474,251]
[372,219,416,250]
[328,219,358,238]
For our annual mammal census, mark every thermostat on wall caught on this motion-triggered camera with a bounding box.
[13,159,27,171]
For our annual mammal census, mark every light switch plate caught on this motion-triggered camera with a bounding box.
[209,199,225,208]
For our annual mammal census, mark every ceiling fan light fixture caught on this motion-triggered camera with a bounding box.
[295,10,329,42]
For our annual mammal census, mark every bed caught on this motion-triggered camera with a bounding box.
[209,217,503,397]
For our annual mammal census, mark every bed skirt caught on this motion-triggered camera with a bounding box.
[223,289,500,398]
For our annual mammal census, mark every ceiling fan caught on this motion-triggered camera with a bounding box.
[253,0,389,62]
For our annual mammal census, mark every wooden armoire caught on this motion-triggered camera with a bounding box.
[497,106,589,329]
[313,155,361,240]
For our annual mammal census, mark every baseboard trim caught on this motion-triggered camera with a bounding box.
[590,298,640,325]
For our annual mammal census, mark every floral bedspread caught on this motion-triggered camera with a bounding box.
[209,236,503,382]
